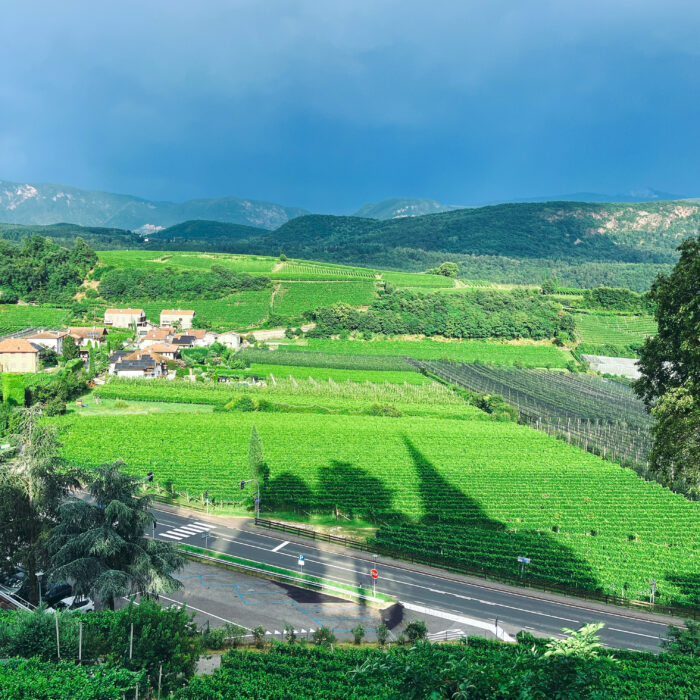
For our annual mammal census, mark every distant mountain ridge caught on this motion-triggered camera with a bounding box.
[354,198,463,219]
[0,178,308,231]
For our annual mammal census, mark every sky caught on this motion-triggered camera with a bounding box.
[1,0,699,213]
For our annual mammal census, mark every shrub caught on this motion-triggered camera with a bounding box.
[234,396,257,412]
[312,626,336,648]
[351,624,365,645]
[376,623,389,646]
[43,398,66,416]
[284,623,297,644]
[252,625,266,649]
[404,620,428,643]
[366,403,402,417]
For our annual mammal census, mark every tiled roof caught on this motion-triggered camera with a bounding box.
[147,343,179,353]
[0,338,41,353]
[26,331,68,339]
[160,309,195,316]
[105,308,145,315]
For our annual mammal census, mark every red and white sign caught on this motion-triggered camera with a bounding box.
[370,569,378,579]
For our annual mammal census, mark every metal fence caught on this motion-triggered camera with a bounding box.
[254,518,698,620]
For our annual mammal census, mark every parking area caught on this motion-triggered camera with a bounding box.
[124,560,495,644]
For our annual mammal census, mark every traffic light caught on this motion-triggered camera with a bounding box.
[240,480,246,490]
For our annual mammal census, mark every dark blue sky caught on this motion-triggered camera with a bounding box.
[1,1,699,212]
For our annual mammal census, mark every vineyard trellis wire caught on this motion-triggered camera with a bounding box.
[413,359,653,471]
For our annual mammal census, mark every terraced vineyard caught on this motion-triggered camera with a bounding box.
[52,403,700,606]
[245,363,429,385]
[271,261,376,280]
[417,361,652,468]
[272,281,377,315]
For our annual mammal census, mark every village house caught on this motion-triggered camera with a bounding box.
[0,338,41,373]
[139,327,174,349]
[160,309,195,330]
[67,327,109,347]
[25,330,67,355]
[108,350,130,374]
[104,308,146,329]
[217,331,244,350]
[188,328,217,347]
[145,343,180,361]
[112,349,167,378]
[171,334,196,349]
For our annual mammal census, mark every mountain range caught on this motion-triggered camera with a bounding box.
[0,178,691,229]
[0,179,307,231]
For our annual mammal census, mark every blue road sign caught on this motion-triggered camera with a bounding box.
[298,554,305,562]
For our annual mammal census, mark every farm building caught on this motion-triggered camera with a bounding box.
[217,331,244,349]
[112,349,167,378]
[104,309,146,328]
[160,309,195,329]
[0,338,41,373]
[26,331,67,355]
[67,327,108,346]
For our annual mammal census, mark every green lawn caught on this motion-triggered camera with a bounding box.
[278,338,574,367]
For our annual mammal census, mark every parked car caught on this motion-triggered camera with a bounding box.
[0,569,25,593]
[47,595,94,613]
[42,582,72,607]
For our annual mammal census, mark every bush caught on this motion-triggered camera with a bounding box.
[366,403,402,417]
[234,396,257,412]
[43,398,66,416]
[312,626,336,648]
[376,622,389,646]
[351,624,365,645]
[404,620,428,642]
[252,625,266,649]
[284,623,297,644]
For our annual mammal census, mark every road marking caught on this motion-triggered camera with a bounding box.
[157,595,253,630]
[194,522,214,528]
[608,627,660,639]
[169,529,197,536]
[160,533,183,540]
[271,540,290,552]
[178,525,209,534]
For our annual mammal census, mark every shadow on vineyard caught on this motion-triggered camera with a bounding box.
[264,461,397,522]
[373,437,600,590]
[664,572,700,603]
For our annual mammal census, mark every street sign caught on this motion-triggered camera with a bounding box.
[370,569,378,579]
[298,554,305,566]
[517,556,531,564]
[650,578,656,591]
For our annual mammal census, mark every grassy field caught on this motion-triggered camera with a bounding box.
[277,339,574,367]
[574,313,657,347]
[0,305,70,334]
[272,281,377,315]
[379,271,456,288]
[52,400,700,606]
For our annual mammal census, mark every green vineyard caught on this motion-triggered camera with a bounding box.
[52,405,700,606]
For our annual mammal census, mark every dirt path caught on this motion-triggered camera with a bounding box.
[269,282,282,309]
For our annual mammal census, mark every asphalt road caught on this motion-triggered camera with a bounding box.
[152,509,672,652]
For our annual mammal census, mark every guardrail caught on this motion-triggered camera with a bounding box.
[254,518,698,621]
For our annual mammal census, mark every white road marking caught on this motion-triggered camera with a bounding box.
[160,533,183,540]
[194,522,214,528]
[157,595,253,630]
[169,529,197,536]
[608,627,660,639]
[271,540,290,553]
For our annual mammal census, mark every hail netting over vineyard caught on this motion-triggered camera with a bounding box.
[416,361,653,468]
